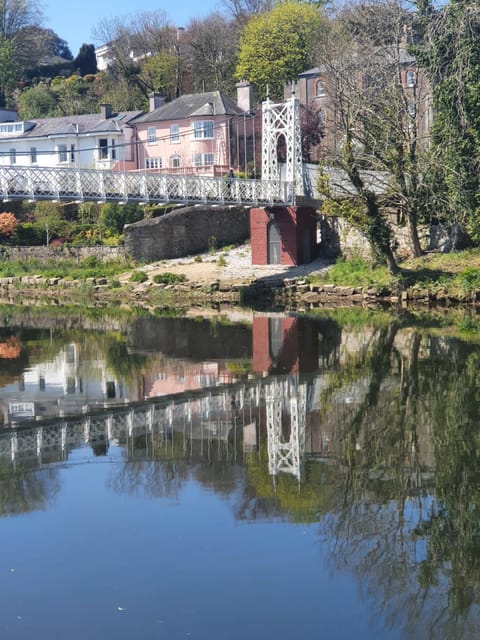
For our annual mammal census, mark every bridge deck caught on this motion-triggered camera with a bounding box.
[0,166,295,206]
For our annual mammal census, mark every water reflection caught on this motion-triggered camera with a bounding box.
[0,310,480,637]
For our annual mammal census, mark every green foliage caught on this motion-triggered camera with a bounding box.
[416,2,480,240]
[152,272,187,285]
[0,256,130,279]
[73,43,97,76]
[140,50,177,97]
[130,270,148,283]
[308,256,393,288]
[235,1,324,99]
[17,83,57,118]
[100,202,144,235]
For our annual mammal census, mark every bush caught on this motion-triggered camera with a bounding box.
[152,272,187,285]
[130,271,148,283]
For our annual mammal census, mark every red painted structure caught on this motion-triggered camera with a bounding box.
[250,206,317,266]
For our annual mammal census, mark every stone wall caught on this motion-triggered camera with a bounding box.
[5,245,126,262]
[318,215,471,259]
[124,206,250,262]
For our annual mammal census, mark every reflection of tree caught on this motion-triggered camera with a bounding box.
[319,328,480,639]
[240,446,336,523]
[0,466,60,516]
[415,350,480,619]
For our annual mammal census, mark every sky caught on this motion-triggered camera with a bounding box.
[42,0,224,56]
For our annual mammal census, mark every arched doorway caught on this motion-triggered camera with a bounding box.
[267,220,281,264]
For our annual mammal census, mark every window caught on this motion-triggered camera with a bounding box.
[316,80,326,97]
[193,120,214,139]
[58,144,67,162]
[70,144,75,162]
[408,102,416,117]
[170,124,179,142]
[39,376,45,391]
[9,148,15,164]
[406,70,416,87]
[111,139,116,160]
[0,122,24,134]
[30,147,37,163]
[170,155,181,168]
[99,138,108,159]
[193,153,214,166]
[147,127,157,143]
[145,157,162,169]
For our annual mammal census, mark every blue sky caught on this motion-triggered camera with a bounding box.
[42,0,223,56]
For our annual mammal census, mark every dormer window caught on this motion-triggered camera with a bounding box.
[0,121,33,135]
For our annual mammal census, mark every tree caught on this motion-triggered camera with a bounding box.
[235,1,325,99]
[0,211,17,238]
[414,0,480,242]
[73,43,97,76]
[17,83,57,118]
[0,35,17,104]
[183,14,239,94]
[139,50,177,98]
[315,1,437,269]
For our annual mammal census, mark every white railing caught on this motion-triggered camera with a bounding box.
[0,165,295,206]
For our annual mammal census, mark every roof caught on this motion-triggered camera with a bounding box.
[0,110,143,141]
[134,91,245,124]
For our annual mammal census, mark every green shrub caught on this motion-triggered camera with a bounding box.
[152,272,187,285]
[130,271,148,283]
[194,255,203,263]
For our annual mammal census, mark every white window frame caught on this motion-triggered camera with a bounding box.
[316,79,326,97]
[9,148,16,164]
[193,152,215,167]
[406,70,416,88]
[145,157,162,169]
[170,155,181,169]
[170,124,179,143]
[147,126,157,144]
[58,144,68,163]
[99,138,108,160]
[30,147,37,164]
[193,120,214,139]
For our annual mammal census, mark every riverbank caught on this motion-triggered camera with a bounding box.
[1,242,480,310]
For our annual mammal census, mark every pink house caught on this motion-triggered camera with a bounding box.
[133,83,255,177]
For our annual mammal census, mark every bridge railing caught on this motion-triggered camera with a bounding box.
[0,166,295,206]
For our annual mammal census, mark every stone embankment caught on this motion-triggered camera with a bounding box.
[0,272,476,310]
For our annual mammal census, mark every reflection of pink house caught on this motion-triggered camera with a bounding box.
[144,362,238,398]
[133,83,255,176]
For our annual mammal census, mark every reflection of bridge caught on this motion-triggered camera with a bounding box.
[0,376,311,479]
[0,97,307,207]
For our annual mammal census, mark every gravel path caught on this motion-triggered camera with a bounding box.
[142,243,332,284]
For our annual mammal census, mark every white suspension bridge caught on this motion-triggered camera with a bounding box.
[0,97,310,207]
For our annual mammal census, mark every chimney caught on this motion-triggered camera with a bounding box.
[149,93,166,112]
[100,103,112,119]
[236,80,253,113]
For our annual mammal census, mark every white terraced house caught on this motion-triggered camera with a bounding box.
[0,104,142,171]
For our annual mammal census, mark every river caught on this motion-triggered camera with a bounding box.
[0,305,478,639]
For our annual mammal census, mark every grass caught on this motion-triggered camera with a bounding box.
[0,256,132,280]
[307,249,480,296]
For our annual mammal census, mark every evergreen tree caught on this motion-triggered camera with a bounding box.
[73,43,97,76]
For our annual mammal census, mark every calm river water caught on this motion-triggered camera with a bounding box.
[0,307,478,639]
